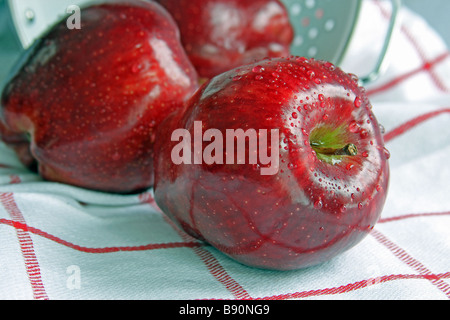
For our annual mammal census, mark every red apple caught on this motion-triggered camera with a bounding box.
[0,0,199,193]
[153,57,390,270]
[155,0,294,79]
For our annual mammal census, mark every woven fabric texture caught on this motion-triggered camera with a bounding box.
[0,0,449,300]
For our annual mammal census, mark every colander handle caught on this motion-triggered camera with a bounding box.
[360,0,402,84]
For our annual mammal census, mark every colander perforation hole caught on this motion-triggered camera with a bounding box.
[283,0,360,64]
[325,19,335,32]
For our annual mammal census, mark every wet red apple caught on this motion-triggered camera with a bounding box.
[0,0,199,193]
[153,57,390,270]
[156,0,294,79]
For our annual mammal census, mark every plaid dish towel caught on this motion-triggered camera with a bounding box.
[1,0,449,300]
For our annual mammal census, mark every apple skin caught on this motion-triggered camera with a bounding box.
[0,0,199,193]
[155,0,294,79]
[154,57,390,270]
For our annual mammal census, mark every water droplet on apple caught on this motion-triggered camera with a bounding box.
[112,152,121,161]
[131,63,144,73]
[232,75,242,81]
[319,227,325,232]
[358,202,363,210]
[292,112,298,119]
[314,199,323,209]
[252,65,264,73]
[379,124,386,134]
[346,163,355,171]
[354,97,362,108]
[324,62,336,71]
[362,151,369,157]
[349,120,360,133]
[383,147,391,159]
[360,129,369,139]
[255,75,263,80]
[318,94,325,101]
[340,205,347,213]
[349,73,359,83]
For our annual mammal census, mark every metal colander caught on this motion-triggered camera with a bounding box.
[4,0,93,49]
[284,0,362,65]
[282,0,402,83]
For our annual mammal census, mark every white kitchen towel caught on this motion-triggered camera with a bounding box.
[1,0,449,300]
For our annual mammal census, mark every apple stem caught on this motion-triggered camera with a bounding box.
[312,143,358,156]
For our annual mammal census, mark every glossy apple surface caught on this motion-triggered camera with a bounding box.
[154,57,390,270]
[156,0,294,79]
[0,0,199,193]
